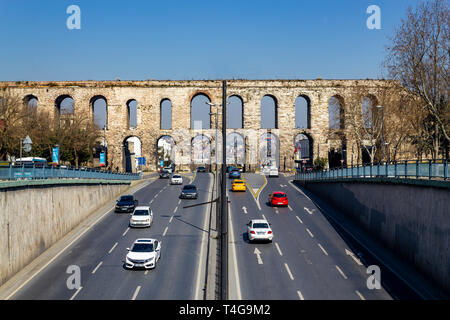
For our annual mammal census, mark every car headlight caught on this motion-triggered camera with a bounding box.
[145,257,154,263]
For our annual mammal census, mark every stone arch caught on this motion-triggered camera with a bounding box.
[156,135,176,169]
[260,95,278,129]
[160,98,172,130]
[295,95,311,129]
[90,95,108,129]
[55,94,75,116]
[362,94,378,129]
[127,99,138,129]
[123,135,142,173]
[259,131,280,169]
[328,95,345,129]
[227,95,244,129]
[23,94,38,109]
[190,93,211,129]
[226,132,245,166]
[191,134,211,170]
[294,133,313,168]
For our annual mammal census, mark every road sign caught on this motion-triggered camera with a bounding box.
[138,157,146,165]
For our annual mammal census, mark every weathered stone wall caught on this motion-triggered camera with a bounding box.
[0,79,394,171]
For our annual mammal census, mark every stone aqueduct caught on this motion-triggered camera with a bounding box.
[1,79,390,172]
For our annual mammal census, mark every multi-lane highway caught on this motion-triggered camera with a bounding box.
[228,173,392,300]
[9,173,213,300]
[7,170,393,300]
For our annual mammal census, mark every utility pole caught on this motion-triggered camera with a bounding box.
[220,80,228,300]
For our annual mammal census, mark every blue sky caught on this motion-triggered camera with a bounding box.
[0,0,422,81]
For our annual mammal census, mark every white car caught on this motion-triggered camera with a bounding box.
[129,206,153,228]
[170,174,183,185]
[268,166,279,177]
[125,238,161,269]
[247,219,273,243]
[163,166,173,173]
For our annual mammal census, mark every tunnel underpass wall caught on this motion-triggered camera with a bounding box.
[296,179,450,293]
[0,181,130,287]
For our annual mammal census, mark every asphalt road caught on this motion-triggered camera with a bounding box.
[10,172,213,300]
[228,173,392,300]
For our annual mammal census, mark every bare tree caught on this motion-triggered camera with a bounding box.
[384,0,450,158]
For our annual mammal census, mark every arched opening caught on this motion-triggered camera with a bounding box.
[192,134,211,170]
[295,95,310,129]
[328,96,345,129]
[23,95,38,110]
[260,132,279,169]
[123,136,142,173]
[227,95,244,129]
[91,96,108,130]
[157,135,176,170]
[294,133,313,171]
[127,99,138,129]
[55,95,74,116]
[226,132,245,166]
[191,94,211,129]
[261,95,278,129]
[160,99,172,130]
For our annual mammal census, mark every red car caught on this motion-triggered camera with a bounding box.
[269,191,288,207]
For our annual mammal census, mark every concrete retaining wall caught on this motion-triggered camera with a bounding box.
[296,179,450,293]
[0,181,131,286]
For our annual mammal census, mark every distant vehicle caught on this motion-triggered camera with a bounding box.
[170,174,183,185]
[197,166,206,172]
[160,169,170,179]
[232,179,246,192]
[163,166,173,173]
[229,169,241,179]
[125,238,161,270]
[247,219,273,243]
[115,195,138,213]
[180,184,198,199]
[236,165,244,172]
[269,191,288,207]
[14,157,47,167]
[268,166,279,177]
[227,166,237,173]
[129,206,153,228]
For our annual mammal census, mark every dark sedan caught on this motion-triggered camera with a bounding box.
[197,166,206,172]
[160,169,170,179]
[115,195,138,213]
[229,170,241,179]
[180,184,198,199]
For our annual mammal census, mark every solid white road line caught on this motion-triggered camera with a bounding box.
[69,286,83,300]
[108,242,118,254]
[229,199,242,300]
[122,227,130,237]
[297,290,305,300]
[317,243,328,256]
[92,261,103,274]
[284,263,294,280]
[355,290,366,300]
[162,226,168,237]
[296,216,303,224]
[306,228,314,238]
[131,286,141,300]
[194,174,212,300]
[274,242,283,256]
[335,265,348,280]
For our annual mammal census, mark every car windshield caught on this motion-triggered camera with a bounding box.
[162,170,169,173]
[234,181,244,184]
[173,175,181,178]
[273,193,286,198]
[131,243,153,252]
[253,223,269,229]
[120,196,133,202]
[183,185,196,190]
[133,210,149,216]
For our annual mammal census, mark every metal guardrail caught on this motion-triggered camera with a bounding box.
[0,164,142,181]
[295,159,449,181]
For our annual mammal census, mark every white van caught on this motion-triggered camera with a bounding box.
[269,166,279,177]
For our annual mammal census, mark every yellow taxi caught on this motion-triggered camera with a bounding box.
[232,179,246,192]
